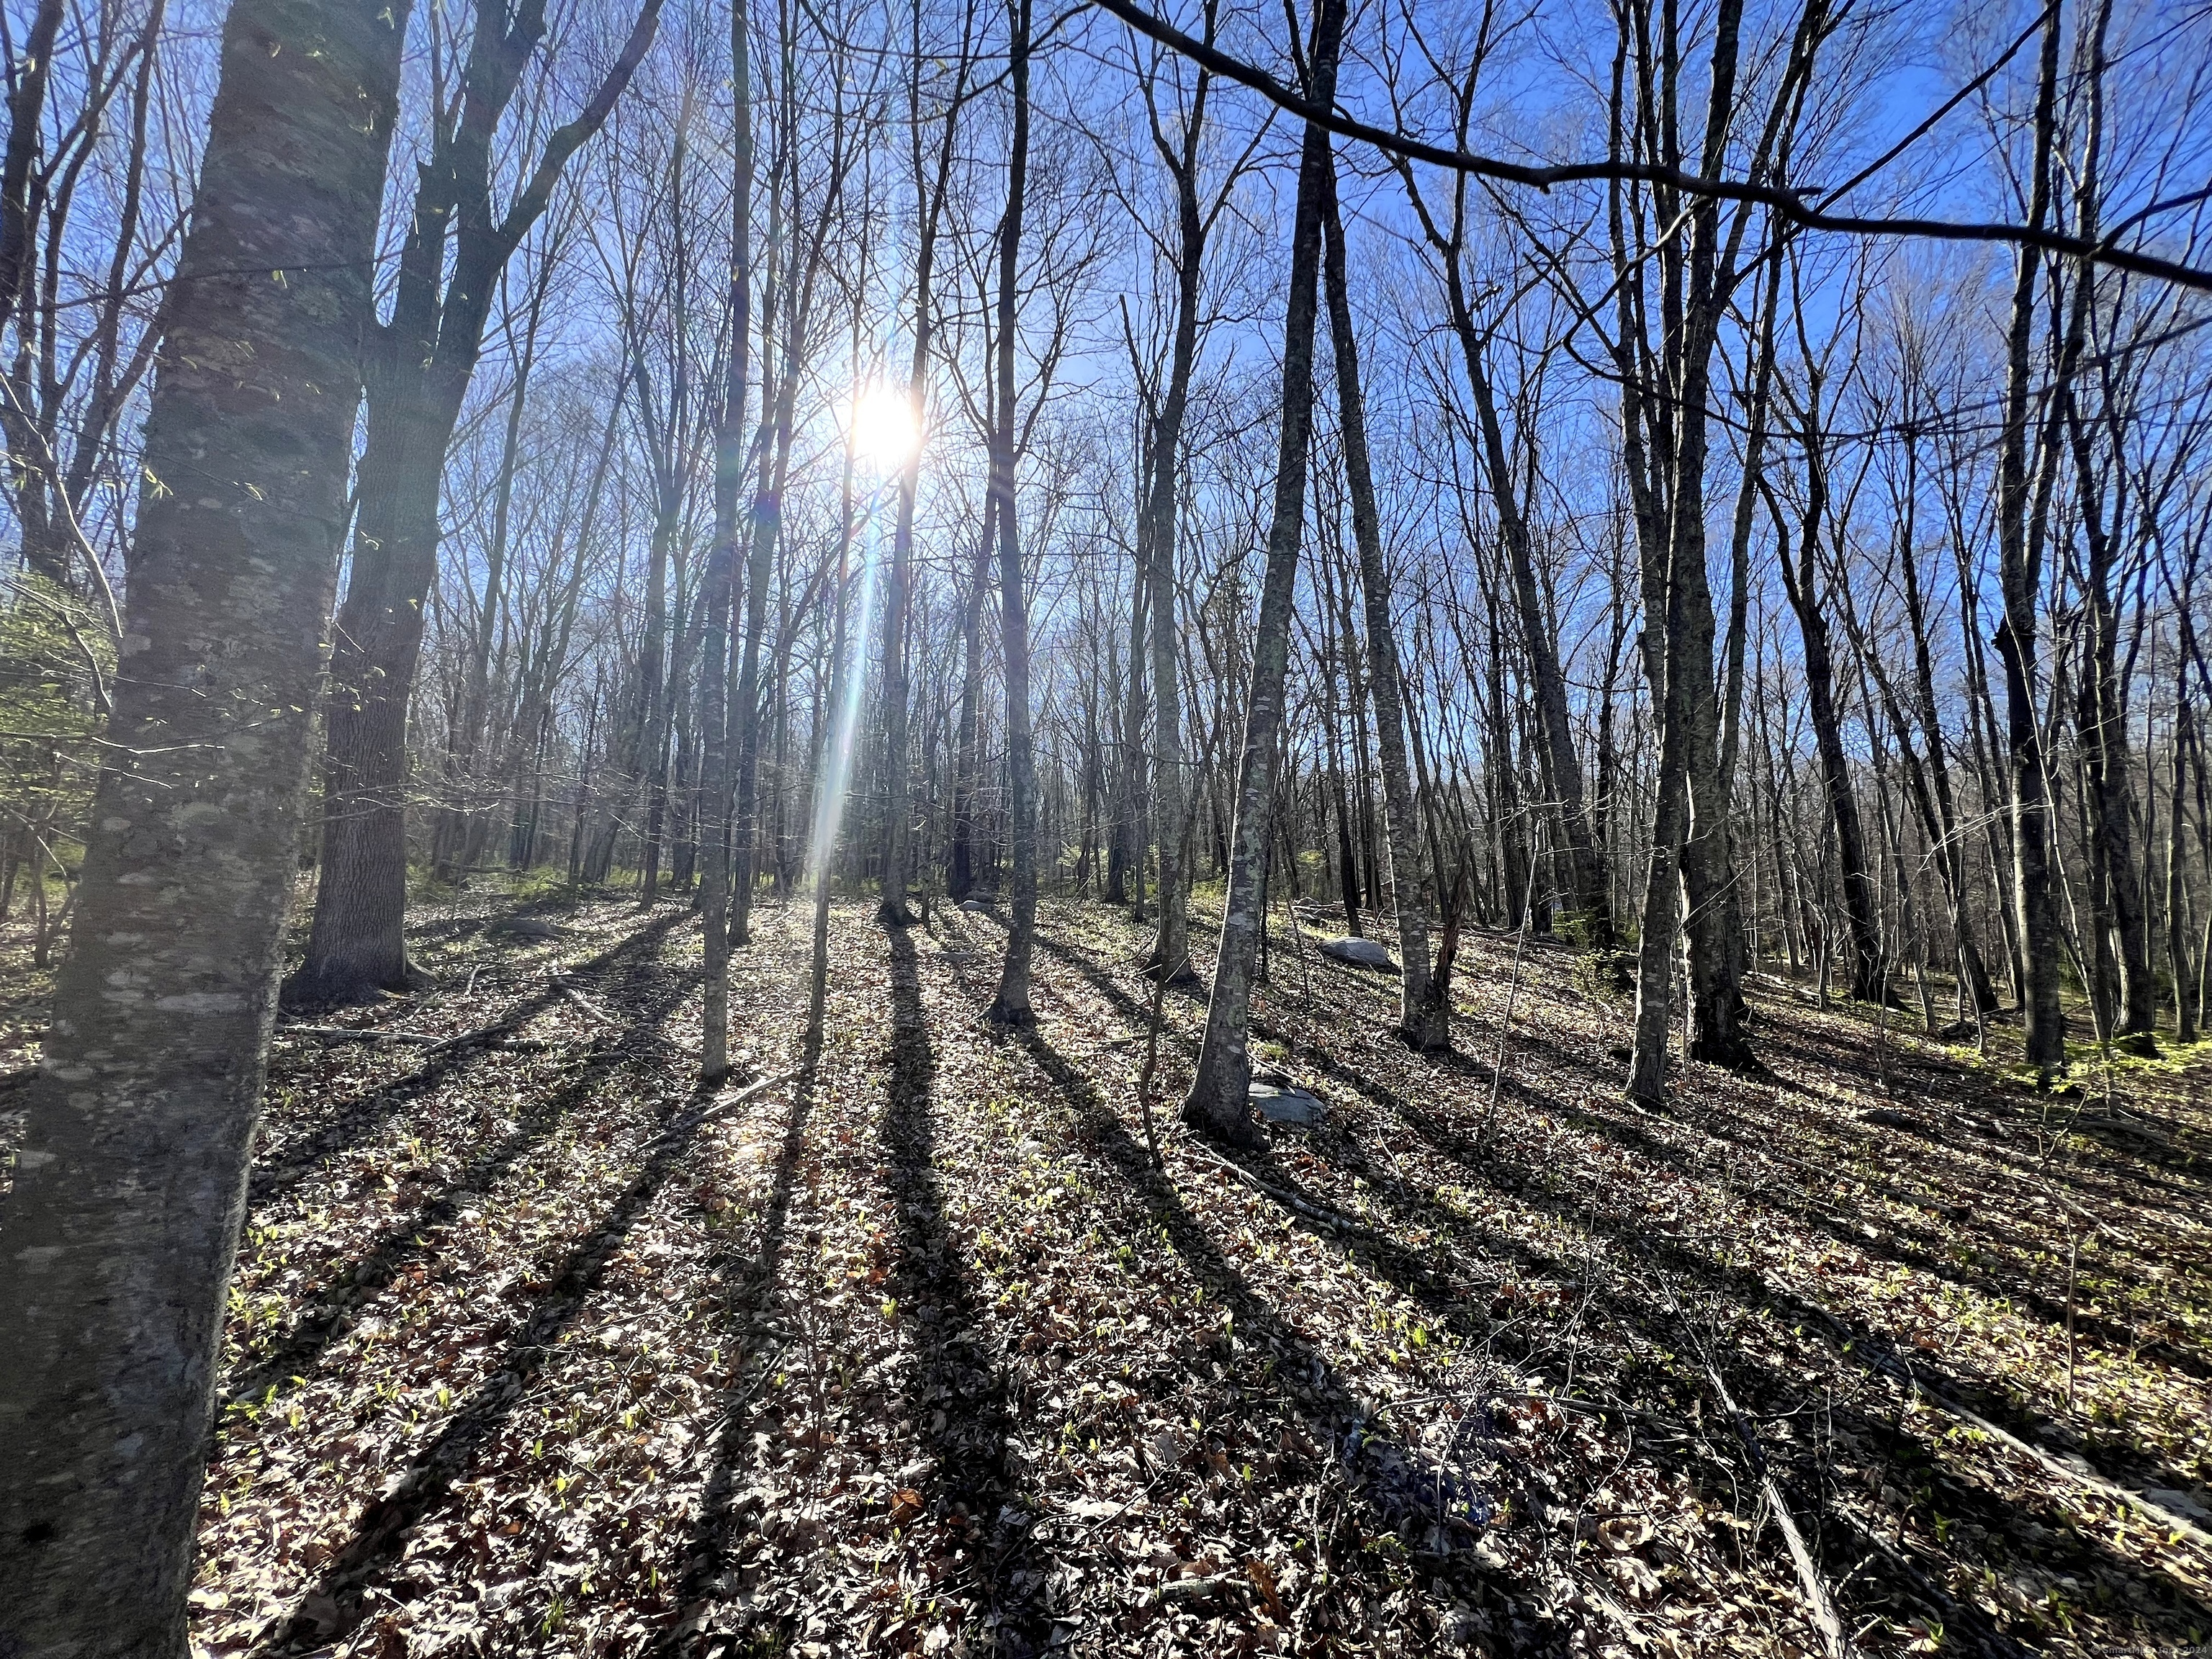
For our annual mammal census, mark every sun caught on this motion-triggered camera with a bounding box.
[848,383,920,466]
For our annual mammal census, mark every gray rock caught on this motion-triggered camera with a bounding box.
[959,898,995,914]
[2145,1486,2212,1523]
[493,915,566,940]
[1251,1082,1328,1125]
[1317,934,1399,974]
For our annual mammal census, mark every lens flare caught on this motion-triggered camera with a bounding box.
[806,482,889,893]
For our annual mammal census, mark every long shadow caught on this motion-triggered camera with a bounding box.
[1031,921,2212,1649]
[1010,1023,1556,1640]
[253,1084,723,1656]
[1357,1072,2212,1635]
[1052,915,2212,1420]
[878,924,1048,1653]
[1269,994,2212,1398]
[222,967,698,1411]
[1229,1066,2211,1654]
[249,912,686,1206]
[658,1066,824,1653]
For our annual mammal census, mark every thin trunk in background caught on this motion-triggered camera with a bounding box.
[1322,157,1445,1047]
[986,0,1037,1021]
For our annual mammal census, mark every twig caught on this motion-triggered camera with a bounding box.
[1182,1141,1354,1232]
[276,1024,440,1046]
[1701,1354,1853,1659]
[1136,950,1187,1172]
[553,979,620,1027]
[1774,1273,2212,1557]
[276,1016,534,1054]
[700,1069,800,1118]
[1476,841,1541,1153]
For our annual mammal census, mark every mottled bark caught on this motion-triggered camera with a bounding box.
[1182,0,1343,1139]
[0,3,405,1647]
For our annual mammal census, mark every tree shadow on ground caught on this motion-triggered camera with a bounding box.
[222,963,700,1412]
[1245,1049,2212,1650]
[657,1064,824,1653]
[1027,915,2212,1653]
[253,1085,723,1656]
[876,923,1049,1654]
[249,911,685,1206]
[1006,1020,1555,1652]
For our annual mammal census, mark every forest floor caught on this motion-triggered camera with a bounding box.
[6,884,2212,1658]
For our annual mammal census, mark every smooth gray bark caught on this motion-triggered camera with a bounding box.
[1321,162,1444,1049]
[1182,0,1343,1140]
[0,2,406,1647]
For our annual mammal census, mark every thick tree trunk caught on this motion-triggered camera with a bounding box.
[295,388,455,1001]
[289,0,661,1003]
[1182,0,1343,1140]
[0,3,405,1646]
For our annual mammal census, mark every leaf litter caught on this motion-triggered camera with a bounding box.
[158,891,2212,1656]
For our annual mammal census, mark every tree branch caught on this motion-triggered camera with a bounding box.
[1087,0,2212,294]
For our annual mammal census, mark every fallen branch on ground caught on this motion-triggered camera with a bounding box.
[1182,1141,1355,1232]
[1701,1355,1853,1659]
[1777,1275,2212,1556]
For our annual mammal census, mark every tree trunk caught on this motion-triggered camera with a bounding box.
[1182,0,1343,1139]
[292,0,662,1002]
[987,0,1036,1022]
[1771,463,1884,1004]
[2070,398,2156,1038]
[880,0,977,924]
[1994,1,2076,1074]
[0,2,405,1644]
[1133,19,1217,984]
[1321,166,1444,1046]
[698,0,753,1081]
